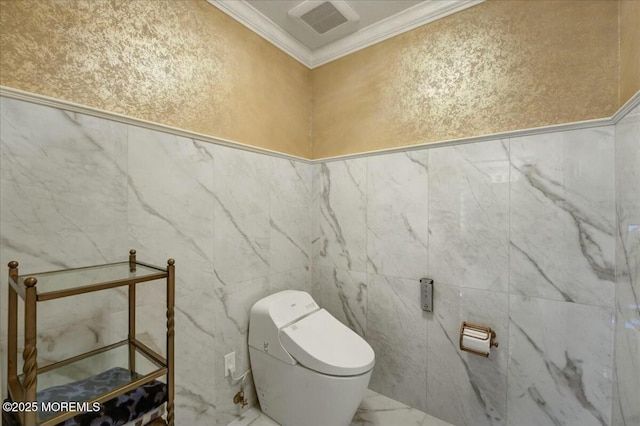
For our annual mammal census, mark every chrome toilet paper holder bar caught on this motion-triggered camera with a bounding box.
[459,321,498,357]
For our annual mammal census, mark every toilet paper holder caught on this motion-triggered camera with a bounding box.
[459,321,498,357]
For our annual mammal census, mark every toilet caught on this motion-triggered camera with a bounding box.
[248,290,375,426]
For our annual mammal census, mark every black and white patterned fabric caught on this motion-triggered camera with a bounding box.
[2,367,166,426]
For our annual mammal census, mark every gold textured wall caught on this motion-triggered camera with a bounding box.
[620,0,640,106]
[0,0,311,158]
[0,0,627,159]
[311,0,619,159]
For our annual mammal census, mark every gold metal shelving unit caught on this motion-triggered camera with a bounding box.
[5,250,175,426]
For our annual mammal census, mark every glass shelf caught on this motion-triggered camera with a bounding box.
[16,340,166,425]
[8,261,167,301]
[6,253,175,425]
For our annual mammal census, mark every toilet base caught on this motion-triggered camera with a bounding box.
[249,347,372,426]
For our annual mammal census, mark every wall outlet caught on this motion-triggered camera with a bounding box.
[224,352,236,377]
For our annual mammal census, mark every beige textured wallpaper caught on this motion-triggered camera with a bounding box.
[311,0,619,159]
[0,1,629,159]
[0,0,311,158]
[620,0,640,106]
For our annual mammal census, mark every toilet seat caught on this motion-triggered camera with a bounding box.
[280,309,375,376]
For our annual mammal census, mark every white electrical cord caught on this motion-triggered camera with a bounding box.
[228,368,252,384]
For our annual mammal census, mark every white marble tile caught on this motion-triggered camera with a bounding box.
[173,293,217,426]
[127,126,215,300]
[109,294,216,426]
[0,313,118,400]
[507,295,614,426]
[616,115,640,229]
[268,267,311,295]
[366,151,428,279]
[352,389,427,426]
[510,127,615,307]
[457,288,508,425]
[1,288,126,344]
[312,266,367,337]
[426,284,508,426]
[613,107,640,426]
[421,414,453,426]
[367,274,427,412]
[213,145,271,285]
[310,164,321,268]
[0,98,128,342]
[0,97,128,268]
[425,283,461,424]
[315,159,367,272]
[225,389,453,426]
[269,158,311,274]
[213,276,271,426]
[227,407,276,426]
[429,141,509,292]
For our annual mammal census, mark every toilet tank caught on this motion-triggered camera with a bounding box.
[248,290,320,365]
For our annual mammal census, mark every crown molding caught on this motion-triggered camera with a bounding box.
[208,0,313,66]
[311,0,484,68]
[208,0,484,69]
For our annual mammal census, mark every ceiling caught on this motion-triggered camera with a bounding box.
[209,0,484,68]
[245,0,423,51]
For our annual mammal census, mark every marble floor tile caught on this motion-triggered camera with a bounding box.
[352,389,426,426]
[227,407,273,426]
[429,140,509,292]
[366,151,428,279]
[226,389,453,426]
[421,414,454,426]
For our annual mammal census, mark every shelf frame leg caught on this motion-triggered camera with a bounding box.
[128,249,137,373]
[128,283,136,373]
[23,277,38,426]
[6,260,22,416]
[7,262,18,398]
[166,258,175,426]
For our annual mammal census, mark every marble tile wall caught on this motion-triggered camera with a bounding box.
[0,97,312,426]
[1,94,634,426]
[312,127,617,426]
[612,104,640,426]
[0,97,129,388]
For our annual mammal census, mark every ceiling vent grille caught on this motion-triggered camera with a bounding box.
[301,2,347,34]
[289,1,359,35]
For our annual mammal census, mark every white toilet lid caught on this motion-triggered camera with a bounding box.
[279,309,375,376]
